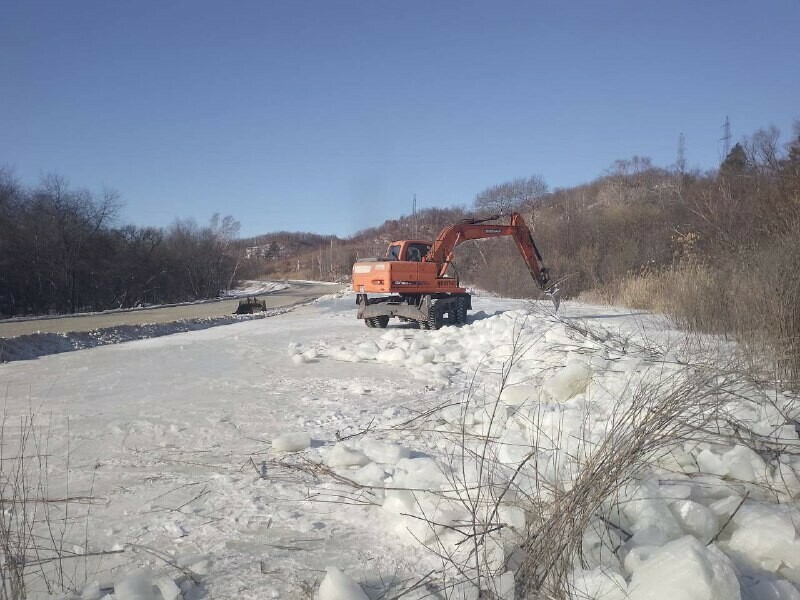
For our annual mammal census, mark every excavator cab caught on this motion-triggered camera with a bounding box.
[384,241,431,262]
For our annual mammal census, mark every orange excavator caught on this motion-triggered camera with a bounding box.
[352,213,558,329]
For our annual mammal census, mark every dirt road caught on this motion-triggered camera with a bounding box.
[0,281,341,338]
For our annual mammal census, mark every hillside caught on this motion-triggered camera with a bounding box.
[241,122,800,382]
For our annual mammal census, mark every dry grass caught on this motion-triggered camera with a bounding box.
[580,232,800,386]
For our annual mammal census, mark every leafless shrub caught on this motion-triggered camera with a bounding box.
[0,410,120,599]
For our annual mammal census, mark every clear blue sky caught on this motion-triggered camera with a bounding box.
[2,1,798,238]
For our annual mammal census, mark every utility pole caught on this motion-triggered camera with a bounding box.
[412,194,418,238]
[719,116,732,163]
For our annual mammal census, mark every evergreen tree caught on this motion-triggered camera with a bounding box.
[720,143,748,177]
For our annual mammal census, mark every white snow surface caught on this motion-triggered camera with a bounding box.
[0,293,798,598]
[219,280,290,298]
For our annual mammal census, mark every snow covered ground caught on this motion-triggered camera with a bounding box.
[0,292,798,599]
[219,280,291,298]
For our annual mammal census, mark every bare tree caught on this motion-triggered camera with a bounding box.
[474,175,548,216]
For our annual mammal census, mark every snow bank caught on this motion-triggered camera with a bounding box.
[302,306,800,596]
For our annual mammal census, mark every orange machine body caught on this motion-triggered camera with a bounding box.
[351,213,553,329]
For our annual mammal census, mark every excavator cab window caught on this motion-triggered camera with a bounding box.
[406,243,431,262]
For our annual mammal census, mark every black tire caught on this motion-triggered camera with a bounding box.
[447,304,458,324]
[455,296,468,325]
[427,299,444,330]
[365,316,389,328]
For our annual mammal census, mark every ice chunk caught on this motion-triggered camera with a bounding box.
[771,460,800,499]
[176,554,211,575]
[622,483,683,540]
[114,570,157,600]
[742,575,800,600]
[728,504,800,571]
[544,325,582,346]
[329,348,359,362]
[541,362,591,402]
[722,445,767,483]
[499,384,540,406]
[351,462,389,488]
[382,489,416,515]
[291,353,308,364]
[570,568,628,600]
[669,500,718,543]
[355,341,380,360]
[325,443,370,467]
[628,526,669,549]
[393,457,446,489]
[696,448,729,477]
[708,495,744,522]
[153,575,181,600]
[81,582,102,600]
[491,572,515,600]
[659,482,692,504]
[449,580,479,600]
[376,348,407,363]
[317,567,368,600]
[360,440,411,465]
[498,505,525,531]
[482,535,506,572]
[409,349,436,366]
[628,537,740,600]
[624,545,661,575]
[497,429,532,465]
[272,433,311,452]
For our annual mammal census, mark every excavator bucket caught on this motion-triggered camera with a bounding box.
[548,287,561,312]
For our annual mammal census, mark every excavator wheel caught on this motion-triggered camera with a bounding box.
[455,297,468,325]
[426,299,444,330]
[365,316,389,328]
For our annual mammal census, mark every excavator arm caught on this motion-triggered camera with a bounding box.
[424,213,552,289]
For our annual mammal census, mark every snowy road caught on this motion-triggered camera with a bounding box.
[1,293,798,599]
[0,280,338,338]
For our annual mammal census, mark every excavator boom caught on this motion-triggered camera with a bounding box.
[425,213,550,288]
